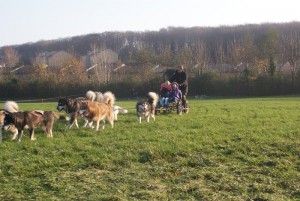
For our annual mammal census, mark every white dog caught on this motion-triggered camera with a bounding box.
[113,105,128,120]
[0,101,19,142]
[86,90,104,102]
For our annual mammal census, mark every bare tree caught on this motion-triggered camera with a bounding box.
[214,41,226,76]
[90,44,114,87]
[259,28,280,59]
[227,39,241,66]
[59,56,87,85]
[228,34,257,80]
[257,28,280,76]
[280,32,300,81]
[158,45,174,66]
[3,47,20,67]
[176,46,193,68]
[240,34,257,71]
[192,41,210,75]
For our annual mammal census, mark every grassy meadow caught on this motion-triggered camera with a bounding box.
[0,97,299,200]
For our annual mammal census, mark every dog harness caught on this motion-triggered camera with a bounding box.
[30,111,43,124]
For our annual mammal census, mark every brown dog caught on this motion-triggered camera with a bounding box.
[3,110,69,142]
[79,91,115,131]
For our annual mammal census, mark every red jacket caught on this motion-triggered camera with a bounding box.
[160,83,172,93]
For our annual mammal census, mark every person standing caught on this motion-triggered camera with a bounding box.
[169,65,188,104]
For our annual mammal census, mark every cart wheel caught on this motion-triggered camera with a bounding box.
[183,100,189,113]
[165,105,171,113]
[155,104,160,115]
[177,100,183,115]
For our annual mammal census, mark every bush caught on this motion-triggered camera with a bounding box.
[1,73,300,100]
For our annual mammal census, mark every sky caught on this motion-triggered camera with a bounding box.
[1,0,300,47]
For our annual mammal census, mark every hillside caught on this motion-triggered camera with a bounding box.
[1,22,300,66]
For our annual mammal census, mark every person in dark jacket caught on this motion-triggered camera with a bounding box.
[169,65,188,102]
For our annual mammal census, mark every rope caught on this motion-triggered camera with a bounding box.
[0,93,84,103]
[116,107,190,111]
[0,96,189,111]
[114,107,136,111]
[156,107,190,111]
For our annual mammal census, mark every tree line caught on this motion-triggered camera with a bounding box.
[1,22,300,99]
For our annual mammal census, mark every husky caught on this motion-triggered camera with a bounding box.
[136,92,159,123]
[113,105,128,120]
[87,90,128,120]
[86,90,104,102]
[3,110,69,142]
[57,97,92,129]
[79,91,115,131]
[0,101,19,142]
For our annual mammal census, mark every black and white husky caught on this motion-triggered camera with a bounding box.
[136,92,159,123]
[56,97,91,129]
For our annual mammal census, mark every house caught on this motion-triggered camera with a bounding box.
[277,62,293,75]
[151,65,167,73]
[36,51,73,67]
[112,64,136,74]
[83,49,118,68]
[151,65,176,73]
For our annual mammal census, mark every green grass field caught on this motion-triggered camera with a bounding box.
[0,97,299,200]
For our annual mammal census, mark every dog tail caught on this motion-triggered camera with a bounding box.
[4,101,19,113]
[114,106,128,114]
[95,92,104,103]
[53,112,70,121]
[148,92,159,107]
[103,91,116,107]
[86,90,96,101]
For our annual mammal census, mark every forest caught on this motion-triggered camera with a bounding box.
[1,22,300,98]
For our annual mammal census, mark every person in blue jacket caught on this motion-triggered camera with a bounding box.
[168,82,182,104]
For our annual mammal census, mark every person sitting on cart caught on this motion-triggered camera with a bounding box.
[167,82,182,104]
[168,65,188,104]
[159,80,172,106]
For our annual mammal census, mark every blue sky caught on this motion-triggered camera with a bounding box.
[1,0,299,46]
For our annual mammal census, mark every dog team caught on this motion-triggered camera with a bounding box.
[0,90,159,142]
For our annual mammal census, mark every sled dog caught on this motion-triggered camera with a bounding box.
[3,110,69,142]
[0,101,19,142]
[57,97,91,129]
[86,90,104,102]
[113,105,128,120]
[79,91,115,131]
[136,92,159,123]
